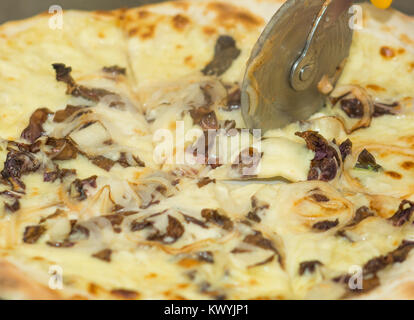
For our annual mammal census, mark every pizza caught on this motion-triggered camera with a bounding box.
[0,0,413,300]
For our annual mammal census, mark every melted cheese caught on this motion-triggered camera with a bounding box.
[0,1,413,300]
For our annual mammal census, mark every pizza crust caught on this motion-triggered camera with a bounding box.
[0,259,62,299]
[0,0,413,300]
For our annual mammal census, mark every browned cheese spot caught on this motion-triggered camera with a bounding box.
[203,26,217,36]
[111,289,140,300]
[398,48,406,55]
[385,171,402,180]
[207,2,264,29]
[380,46,396,59]
[366,84,385,92]
[172,14,190,31]
[137,10,150,19]
[172,1,190,10]
[129,24,156,39]
[401,161,414,170]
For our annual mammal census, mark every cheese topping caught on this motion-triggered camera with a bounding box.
[0,2,413,300]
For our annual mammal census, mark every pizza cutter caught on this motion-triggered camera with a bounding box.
[241,0,355,131]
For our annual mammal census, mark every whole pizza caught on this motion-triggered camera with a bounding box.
[0,0,413,300]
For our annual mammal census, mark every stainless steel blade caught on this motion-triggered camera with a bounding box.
[241,0,354,131]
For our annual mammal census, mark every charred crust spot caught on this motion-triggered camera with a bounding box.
[201,209,233,231]
[137,10,150,19]
[401,161,414,170]
[172,14,190,31]
[207,2,263,29]
[128,27,138,36]
[94,10,116,17]
[92,249,112,262]
[380,46,396,59]
[398,48,406,55]
[203,26,217,36]
[202,35,241,76]
[184,55,193,66]
[111,289,140,300]
[385,171,402,180]
[312,219,339,231]
[366,84,385,92]
[23,225,46,244]
[299,260,323,276]
[129,24,156,40]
